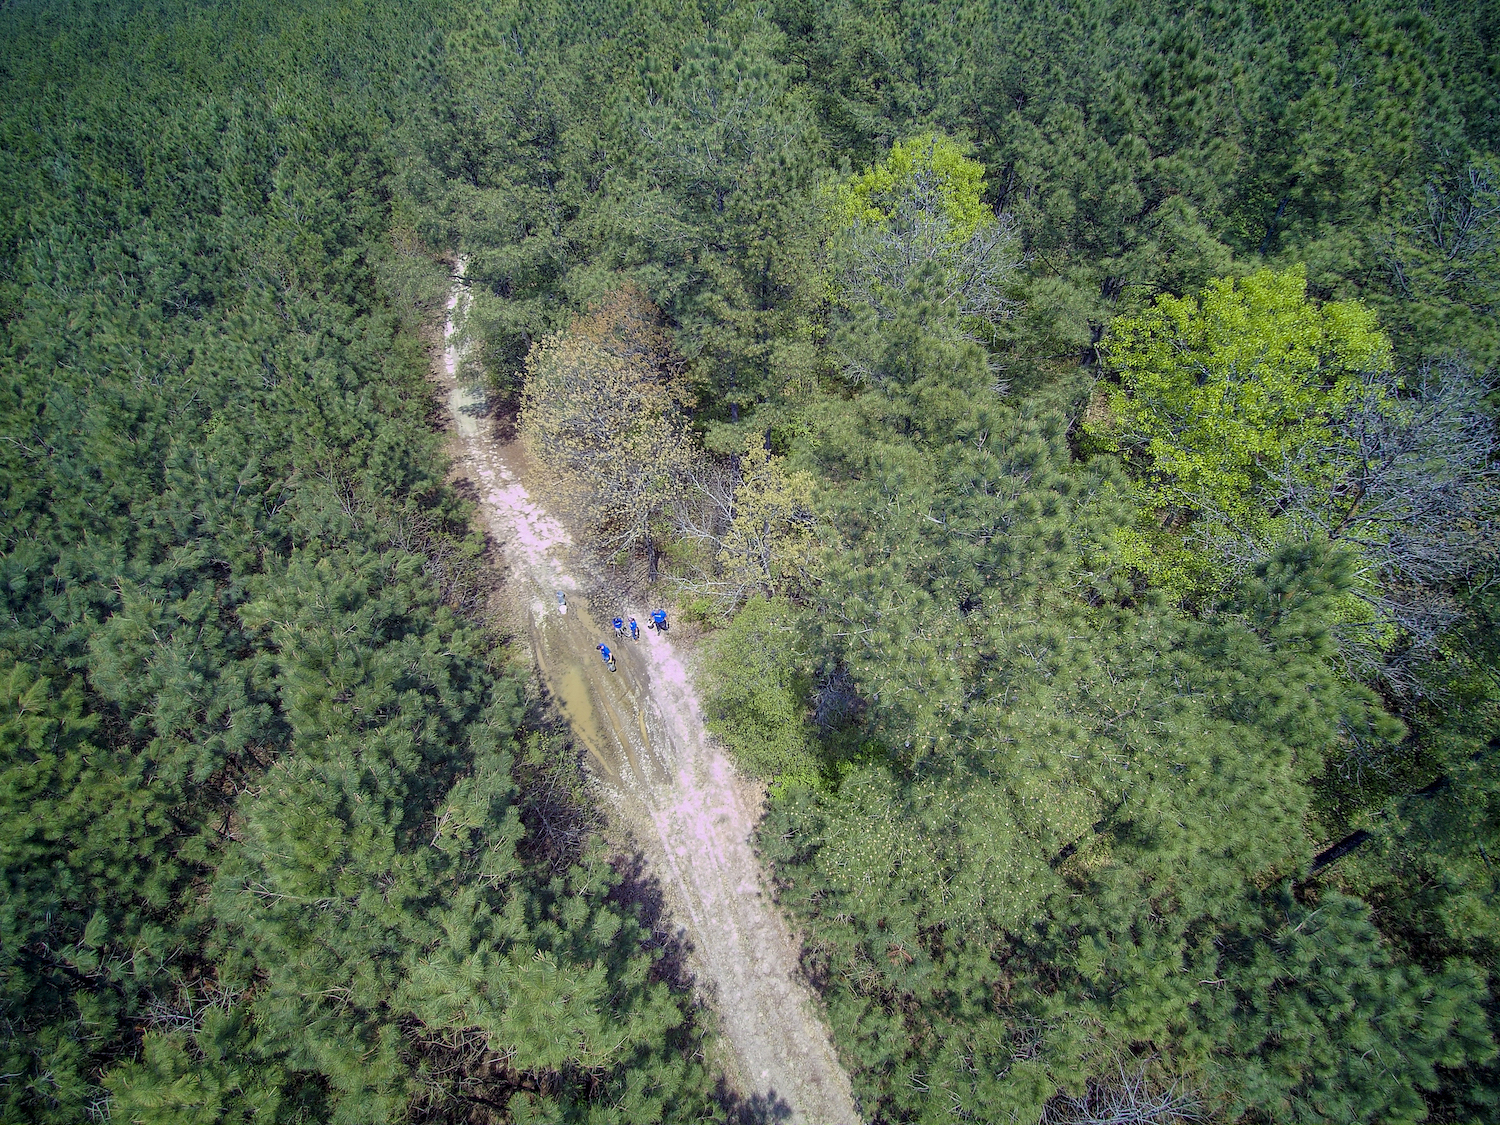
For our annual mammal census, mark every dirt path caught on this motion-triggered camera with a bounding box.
[439,268,860,1125]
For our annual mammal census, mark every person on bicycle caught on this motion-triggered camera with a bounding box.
[597,643,615,669]
[650,609,668,632]
[611,616,625,639]
[628,617,639,641]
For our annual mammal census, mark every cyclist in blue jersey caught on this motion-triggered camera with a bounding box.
[649,609,668,632]
[597,643,615,670]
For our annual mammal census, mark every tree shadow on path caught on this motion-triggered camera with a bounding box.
[715,1077,795,1124]
[610,854,796,1124]
[608,849,695,993]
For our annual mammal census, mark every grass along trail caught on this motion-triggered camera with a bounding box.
[439,267,861,1125]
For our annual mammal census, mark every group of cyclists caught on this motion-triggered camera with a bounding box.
[594,608,667,671]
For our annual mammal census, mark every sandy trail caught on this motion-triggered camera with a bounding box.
[440,268,860,1125]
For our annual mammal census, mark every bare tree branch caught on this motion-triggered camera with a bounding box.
[1042,1056,1204,1125]
[666,441,823,614]
[1203,358,1499,677]
[1424,162,1500,266]
[837,166,1025,331]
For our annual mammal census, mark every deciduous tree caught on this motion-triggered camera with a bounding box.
[521,285,695,575]
[828,133,1024,337]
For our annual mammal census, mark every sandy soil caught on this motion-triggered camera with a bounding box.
[438,267,861,1125]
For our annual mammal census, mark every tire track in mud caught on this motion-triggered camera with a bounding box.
[440,270,861,1125]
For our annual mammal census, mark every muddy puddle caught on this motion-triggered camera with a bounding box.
[530,596,674,797]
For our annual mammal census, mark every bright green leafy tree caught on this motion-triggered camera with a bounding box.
[1093,265,1391,594]
[827,132,991,237]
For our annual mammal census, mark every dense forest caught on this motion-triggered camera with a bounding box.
[2,0,1497,1122]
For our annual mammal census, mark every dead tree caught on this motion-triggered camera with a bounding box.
[1208,359,1498,682]
[835,164,1025,334]
[1041,1056,1204,1125]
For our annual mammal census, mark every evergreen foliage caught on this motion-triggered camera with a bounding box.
[1,3,713,1121]
[5,0,1499,1121]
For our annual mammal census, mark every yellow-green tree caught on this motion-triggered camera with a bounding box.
[1094,267,1498,669]
[671,434,822,613]
[827,133,992,238]
[1099,265,1391,532]
[825,133,1021,333]
[718,435,821,600]
[1092,265,1392,595]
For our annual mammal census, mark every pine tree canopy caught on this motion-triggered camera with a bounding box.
[3,0,1498,1121]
